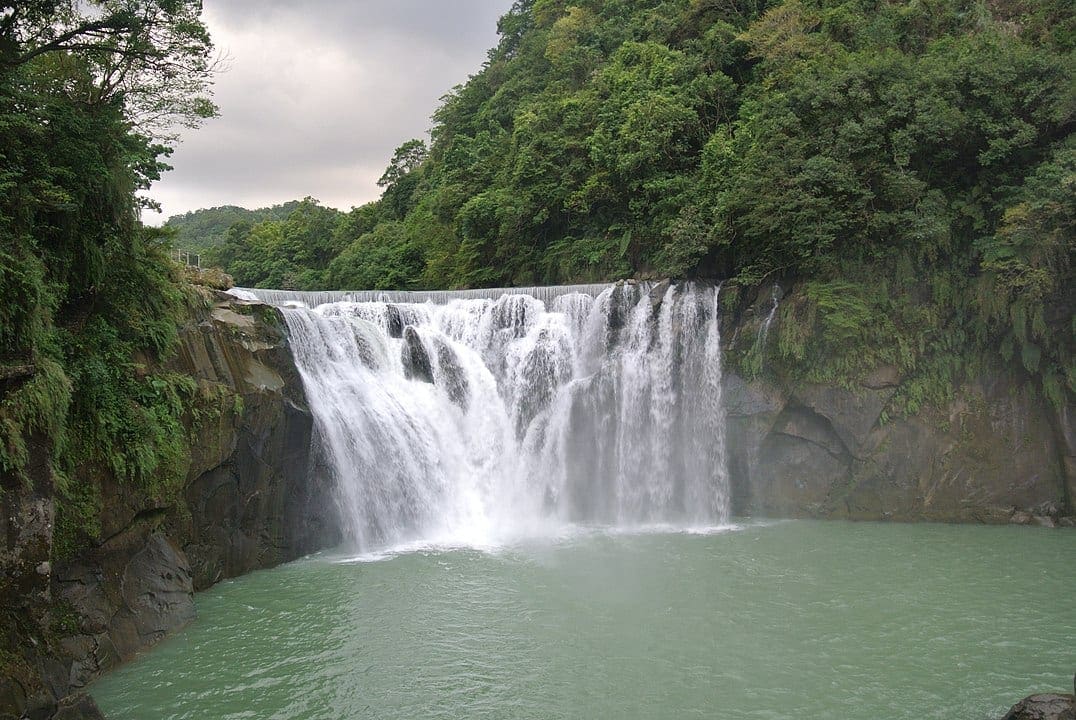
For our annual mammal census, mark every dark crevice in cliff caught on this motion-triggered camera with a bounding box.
[770,403,854,463]
[95,508,168,551]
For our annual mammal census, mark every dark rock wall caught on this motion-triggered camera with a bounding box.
[723,348,1072,524]
[168,299,336,589]
[720,282,1072,524]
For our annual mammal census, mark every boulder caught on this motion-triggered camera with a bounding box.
[1011,511,1034,525]
[50,692,105,720]
[999,693,1075,720]
[401,326,434,384]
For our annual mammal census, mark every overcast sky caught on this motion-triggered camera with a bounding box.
[143,1,514,223]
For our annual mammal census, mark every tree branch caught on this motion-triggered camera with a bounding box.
[7,15,136,67]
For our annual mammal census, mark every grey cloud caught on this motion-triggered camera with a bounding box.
[209,0,508,51]
[145,0,514,222]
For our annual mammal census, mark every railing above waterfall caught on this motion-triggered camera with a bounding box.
[171,249,201,268]
[230,282,621,307]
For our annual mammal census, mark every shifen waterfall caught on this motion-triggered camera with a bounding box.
[232,282,731,552]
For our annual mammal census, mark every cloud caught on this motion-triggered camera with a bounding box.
[144,0,514,222]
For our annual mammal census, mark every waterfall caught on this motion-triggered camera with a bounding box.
[756,284,780,346]
[239,282,731,552]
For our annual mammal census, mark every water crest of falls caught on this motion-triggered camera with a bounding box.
[237,282,731,552]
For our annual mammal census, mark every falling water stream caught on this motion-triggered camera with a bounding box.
[244,281,730,552]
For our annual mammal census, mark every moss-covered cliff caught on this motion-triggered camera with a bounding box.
[0,289,339,720]
[721,283,1074,525]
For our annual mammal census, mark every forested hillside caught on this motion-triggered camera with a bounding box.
[165,200,304,252]
[1,1,217,554]
[200,0,1072,411]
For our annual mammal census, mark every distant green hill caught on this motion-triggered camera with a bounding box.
[164,200,305,252]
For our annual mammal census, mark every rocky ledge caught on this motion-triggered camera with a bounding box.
[0,290,340,720]
[721,287,1074,524]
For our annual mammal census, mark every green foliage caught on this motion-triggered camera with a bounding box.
[0,358,71,478]
[49,600,81,637]
[201,197,346,289]
[163,201,304,252]
[327,221,425,291]
[0,2,217,554]
[973,140,1075,406]
[762,278,903,387]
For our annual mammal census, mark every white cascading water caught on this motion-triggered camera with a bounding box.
[756,284,780,346]
[233,282,731,552]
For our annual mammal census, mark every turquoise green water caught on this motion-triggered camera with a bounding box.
[93,521,1075,719]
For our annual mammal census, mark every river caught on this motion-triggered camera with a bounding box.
[93,520,1075,719]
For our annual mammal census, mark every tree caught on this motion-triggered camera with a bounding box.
[377,139,428,220]
[377,138,428,189]
[0,0,218,141]
[0,1,219,550]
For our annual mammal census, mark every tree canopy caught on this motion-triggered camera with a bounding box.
[1,0,217,553]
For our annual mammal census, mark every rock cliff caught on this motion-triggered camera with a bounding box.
[721,285,1074,525]
[0,290,339,720]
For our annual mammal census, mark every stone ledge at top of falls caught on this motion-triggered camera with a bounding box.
[0,288,340,720]
[230,281,621,308]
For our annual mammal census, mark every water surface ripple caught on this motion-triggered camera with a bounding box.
[92,521,1076,719]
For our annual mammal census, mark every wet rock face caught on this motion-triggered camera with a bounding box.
[385,304,404,339]
[51,533,193,694]
[168,292,340,588]
[0,441,55,624]
[434,339,469,409]
[401,326,434,384]
[723,370,1072,522]
[110,533,195,657]
[50,692,105,720]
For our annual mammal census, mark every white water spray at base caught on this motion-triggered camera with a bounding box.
[253,282,731,552]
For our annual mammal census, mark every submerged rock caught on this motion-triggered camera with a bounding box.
[1011,511,1035,525]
